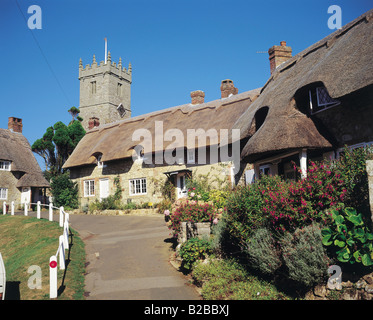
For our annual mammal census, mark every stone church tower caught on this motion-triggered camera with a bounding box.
[78,52,132,130]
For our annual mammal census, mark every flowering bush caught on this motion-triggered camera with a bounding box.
[168,200,219,237]
[261,161,347,233]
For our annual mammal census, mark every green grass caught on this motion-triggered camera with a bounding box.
[191,258,291,300]
[0,215,86,300]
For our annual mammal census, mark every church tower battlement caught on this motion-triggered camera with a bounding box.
[79,51,132,130]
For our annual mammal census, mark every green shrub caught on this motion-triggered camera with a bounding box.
[50,171,79,210]
[280,223,330,288]
[208,189,230,209]
[224,182,267,248]
[334,146,372,223]
[179,237,212,271]
[244,228,282,276]
[321,207,373,266]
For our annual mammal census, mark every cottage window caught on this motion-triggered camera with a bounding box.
[84,180,95,197]
[309,86,340,114]
[336,141,373,159]
[0,161,11,171]
[129,178,147,195]
[259,164,271,176]
[0,188,7,200]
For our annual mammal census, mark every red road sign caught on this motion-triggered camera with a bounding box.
[49,260,57,268]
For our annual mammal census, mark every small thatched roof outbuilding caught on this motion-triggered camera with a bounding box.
[234,9,373,163]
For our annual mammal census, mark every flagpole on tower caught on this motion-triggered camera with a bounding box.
[104,37,107,64]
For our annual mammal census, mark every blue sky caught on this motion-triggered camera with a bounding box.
[0,0,372,169]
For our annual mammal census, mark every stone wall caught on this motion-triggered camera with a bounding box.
[0,171,22,204]
[70,156,236,210]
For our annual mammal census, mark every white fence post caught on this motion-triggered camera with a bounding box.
[59,206,64,227]
[37,201,41,219]
[24,202,28,216]
[58,236,65,270]
[63,222,69,251]
[49,202,53,222]
[49,255,58,299]
[2,202,6,215]
[11,201,14,215]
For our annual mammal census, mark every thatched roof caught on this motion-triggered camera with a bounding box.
[63,88,261,169]
[234,9,373,162]
[0,129,50,188]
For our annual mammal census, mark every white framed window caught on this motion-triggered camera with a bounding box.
[309,86,340,114]
[0,188,8,200]
[129,178,147,195]
[0,161,11,171]
[187,149,195,164]
[84,180,95,197]
[259,164,271,176]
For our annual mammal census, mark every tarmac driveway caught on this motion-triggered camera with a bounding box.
[69,214,201,300]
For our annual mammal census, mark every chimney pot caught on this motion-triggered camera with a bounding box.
[8,117,23,133]
[268,41,292,74]
[190,90,205,105]
[88,117,100,130]
[220,79,238,98]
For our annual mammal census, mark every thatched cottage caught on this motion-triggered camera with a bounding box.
[63,85,260,208]
[0,117,50,210]
[63,9,373,208]
[233,9,373,178]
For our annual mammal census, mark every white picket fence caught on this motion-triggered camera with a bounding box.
[2,200,70,299]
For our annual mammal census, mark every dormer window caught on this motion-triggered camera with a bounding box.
[97,155,104,168]
[0,160,11,171]
[309,86,340,114]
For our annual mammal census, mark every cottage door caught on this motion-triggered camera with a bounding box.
[99,179,109,200]
[176,174,187,199]
[21,187,31,205]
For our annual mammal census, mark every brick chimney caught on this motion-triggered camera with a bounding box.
[8,117,23,133]
[88,117,100,130]
[191,90,205,105]
[268,41,292,74]
[220,79,238,98]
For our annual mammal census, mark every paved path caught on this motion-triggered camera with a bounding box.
[69,214,201,300]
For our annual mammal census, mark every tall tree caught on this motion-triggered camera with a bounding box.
[32,110,85,177]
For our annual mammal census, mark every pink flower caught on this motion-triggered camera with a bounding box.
[213,218,219,225]
[164,209,170,216]
[190,192,195,197]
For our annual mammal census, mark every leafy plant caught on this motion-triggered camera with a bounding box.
[244,228,282,275]
[280,223,330,288]
[179,237,212,271]
[50,171,79,209]
[321,207,373,266]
